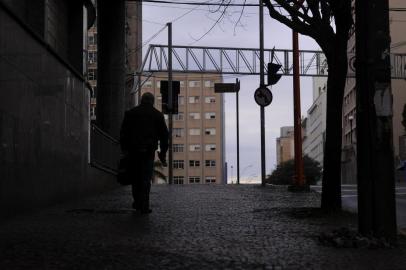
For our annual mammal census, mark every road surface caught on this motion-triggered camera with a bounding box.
[311,184,406,231]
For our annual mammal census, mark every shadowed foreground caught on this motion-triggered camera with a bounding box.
[0,185,405,269]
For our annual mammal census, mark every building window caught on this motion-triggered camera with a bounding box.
[144,81,153,88]
[205,176,216,183]
[205,96,216,103]
[173,144,184,153]
[204,80,213,88]
[174,113,184,121]
[88,35,97,45]
[88,69,97,81]
[189,96,200,104]
[205,128,216,135]
[189,80,201,87]
[156,96,162,107]
[178,96,185,105]
[205,112,216,119]
[156,81,161,88]
[205,144,216,151]
[174,176,184,184]
[90,107,96,120]
[205,160,216,167]
[189,160,200,167]
[173,128,184,138]
[189,176,201,184]
[88,52,97,63]
[180,81,185,87]
[189,112,201,120]
[173,160,184,169]
[190,144,201,152]
[189,128,201,135]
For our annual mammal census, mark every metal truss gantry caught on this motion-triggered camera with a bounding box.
[138,44,406,79]
[140,44,328,78]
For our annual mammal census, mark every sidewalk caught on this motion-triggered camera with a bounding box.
[1,185,405,270]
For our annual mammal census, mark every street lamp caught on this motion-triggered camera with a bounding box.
[348,115,354,145]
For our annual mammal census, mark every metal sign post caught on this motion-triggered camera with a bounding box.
[259,0,266,187]
[215,79,241,184]
[167,22,173,185]
[236,81,240,184]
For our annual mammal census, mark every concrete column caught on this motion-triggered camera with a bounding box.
[125,1,142,109]
[97,0,126,138]
[67,0,84,73]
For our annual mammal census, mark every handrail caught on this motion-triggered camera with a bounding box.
[90,124,120,175]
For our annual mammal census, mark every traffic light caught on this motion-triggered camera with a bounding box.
[267,63,282,86]
[160,81,180,114]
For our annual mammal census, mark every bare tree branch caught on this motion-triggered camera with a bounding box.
[320,0,332,25]
[307,0,322,22]
[189,0,230,44]
[263,0,314,37]
[234,0,247,34]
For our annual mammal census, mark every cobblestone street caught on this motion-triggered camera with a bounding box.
[1,185,405,270]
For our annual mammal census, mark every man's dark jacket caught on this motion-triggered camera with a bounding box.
[120,104,169,154]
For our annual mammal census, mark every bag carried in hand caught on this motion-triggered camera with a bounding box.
[117,154,133,185]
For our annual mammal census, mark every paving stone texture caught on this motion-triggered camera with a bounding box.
[0,185,405,270]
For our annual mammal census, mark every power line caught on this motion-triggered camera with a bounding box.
[129,0,266,7]
[171,0,214,23]
[143,18,166,25]
[130,0,406,11]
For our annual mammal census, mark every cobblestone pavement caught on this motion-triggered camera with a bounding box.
[1,185,405,270]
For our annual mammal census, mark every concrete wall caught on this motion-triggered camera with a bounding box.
[0,2,116,218]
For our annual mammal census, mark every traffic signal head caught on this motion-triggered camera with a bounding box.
[267,63,282,86]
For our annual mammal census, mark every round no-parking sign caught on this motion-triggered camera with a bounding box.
[254,86,273,107]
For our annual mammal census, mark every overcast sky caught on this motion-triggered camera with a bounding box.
[141,1,320,183]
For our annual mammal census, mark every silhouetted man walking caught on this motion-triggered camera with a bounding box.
[120,92,168,214]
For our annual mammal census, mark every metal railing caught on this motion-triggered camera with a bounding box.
[89,124,120,175]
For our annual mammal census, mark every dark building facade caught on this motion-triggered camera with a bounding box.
[0,0,117,217]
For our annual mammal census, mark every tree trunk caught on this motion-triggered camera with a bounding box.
[321,40,348,211]
[355,0,397,242]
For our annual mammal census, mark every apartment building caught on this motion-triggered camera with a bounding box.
[140,73,226,184]
[276,126,295,165]
[87,24,97,120]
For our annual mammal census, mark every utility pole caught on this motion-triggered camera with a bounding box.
[356,0,397,242]
[236,78,240,185]
[167,22,173,185]
[259,0,266,187]
[290,30,306,190]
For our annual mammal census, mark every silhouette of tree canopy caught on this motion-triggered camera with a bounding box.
[266,155,322,185]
